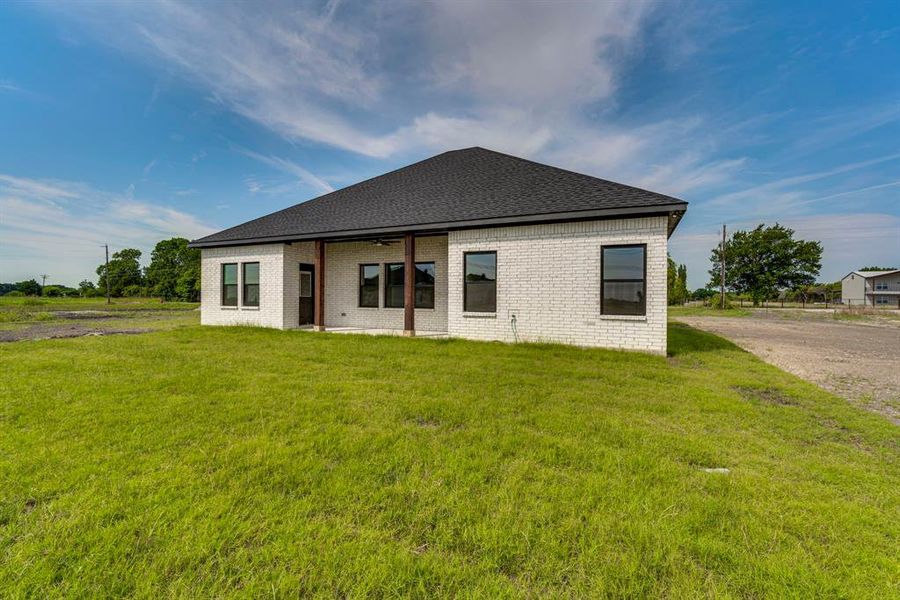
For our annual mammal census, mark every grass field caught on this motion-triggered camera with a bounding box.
[0,297,198,336]
[1,321,897,596]
[668,305,751,318]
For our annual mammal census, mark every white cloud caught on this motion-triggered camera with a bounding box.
[424,2,651,107]
[235,147,334,195]
[0,173,215,284]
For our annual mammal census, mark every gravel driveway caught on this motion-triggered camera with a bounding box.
[677,311,900,423]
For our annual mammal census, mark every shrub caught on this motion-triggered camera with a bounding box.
[707,294,733,310]
[4,290,25,297]
[122,284,143,297]
[22,298,47,307]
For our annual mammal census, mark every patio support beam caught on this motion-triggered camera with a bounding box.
[314,239,325,331]
[404,232,415,336]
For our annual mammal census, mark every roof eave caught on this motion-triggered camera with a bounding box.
[188,202,688,248]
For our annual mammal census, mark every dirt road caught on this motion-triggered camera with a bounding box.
[677,311,900,423]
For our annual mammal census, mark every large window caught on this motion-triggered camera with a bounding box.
[464,251,497,313]
[242,262,260,307]
[384,262,436,308]
[359,264,379,307]
[385,263,405,308]
[221,263,237,306]
[414,262,435,309]
[601,245,646,316]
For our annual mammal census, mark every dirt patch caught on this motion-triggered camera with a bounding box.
[0,324,151,342]
[679,313,900,423]
[53,310,120,320]
[733,385,797,406]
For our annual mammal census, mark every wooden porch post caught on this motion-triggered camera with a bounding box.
[314,239,326,331]
[404,232,415,336]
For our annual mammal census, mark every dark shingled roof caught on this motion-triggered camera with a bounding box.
[190,147,687,247]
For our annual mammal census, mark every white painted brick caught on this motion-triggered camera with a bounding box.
[199,216,670,353]
[446,217,669,354]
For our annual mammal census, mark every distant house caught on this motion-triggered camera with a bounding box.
[189,147,688,354]
[841,269,900,307]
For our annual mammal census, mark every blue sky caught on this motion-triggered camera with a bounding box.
[1,1,898,288]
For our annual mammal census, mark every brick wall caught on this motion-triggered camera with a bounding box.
[200,244,287,328]
[322,235,448,331]
[199,217,670,353]
[446,217,669,354]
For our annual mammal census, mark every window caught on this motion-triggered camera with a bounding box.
[414,262,435,309]
[359,264,379,307]
[300,271,312,298]
[385,263,404,308]
[601,245,646,316]
[383,262,436,308]
[875,282,889,291]
[242,262,260,307]
[221,263,238,306]
[464,251,496,313]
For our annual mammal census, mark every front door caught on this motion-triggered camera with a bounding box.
[299,263,314,326]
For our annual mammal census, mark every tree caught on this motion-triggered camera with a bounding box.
[667,255,689,305]
[859,266,898,271]
[708,224,822,306]
[676,264,688,305]
[15,279,41,296]
[78,280,96,297]
[692,288,717,302]
[97,248,143,297]
[0,283,16,296]
[145,237,201,301]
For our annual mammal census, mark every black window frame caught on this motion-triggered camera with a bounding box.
[384,263,405,308]
[359,264,380,308]
[414,262,435,309]
[600,244,647,316]
[221,263,238,307]
[463,251,497,313]
[241,261,260,307]
[383,262,436,309]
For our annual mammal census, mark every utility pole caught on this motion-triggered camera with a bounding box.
[40,274,48,296]
[104,244,111,305]
[719,224,726,309]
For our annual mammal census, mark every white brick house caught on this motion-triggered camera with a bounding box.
[190,148,687,354]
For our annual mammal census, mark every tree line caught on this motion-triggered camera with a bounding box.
[1,237,201,301]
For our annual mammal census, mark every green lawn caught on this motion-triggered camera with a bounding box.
[1,324,897,597]
[668,305,751,318]
[0,297,198,332]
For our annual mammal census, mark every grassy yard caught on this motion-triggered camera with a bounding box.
[1,324,897,597]
[668,305,751,318]
[0,297,198,337]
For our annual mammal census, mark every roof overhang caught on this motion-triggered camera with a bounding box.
[188,202,688,248]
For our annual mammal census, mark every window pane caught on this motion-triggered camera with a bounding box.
[223,284,237,306]
[465,282,496,312]
[222,263,237,285]
[465,252,496,282]
[387,285,404,308]
[603,281,645,315]
[244,284,260,306]
[243,262,260,285]
[465,252,496,312]
[360,286,378,307]
[603,247,644,280]
[415,287,434,309]
[415,262,435,285]
[386,263,404,285]
[300,272,312,297]
[361,265,380,285]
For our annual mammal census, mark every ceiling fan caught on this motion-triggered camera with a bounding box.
[371,238,400,247]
